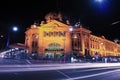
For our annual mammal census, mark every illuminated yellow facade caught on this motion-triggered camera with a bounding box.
[25,20,72,59]
[25,13,120,59]
[90,35,120,57]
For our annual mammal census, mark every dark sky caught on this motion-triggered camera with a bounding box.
[0,0,120,44]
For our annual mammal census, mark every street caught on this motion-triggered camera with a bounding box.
[0,63,120,80]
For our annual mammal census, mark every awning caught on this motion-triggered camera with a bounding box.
[9,43,26,49]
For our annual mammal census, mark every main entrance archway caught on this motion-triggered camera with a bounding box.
[44,43,64,60]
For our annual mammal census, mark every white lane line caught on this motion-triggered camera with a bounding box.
[56,70,72,80]
[68,67,120,73]
[65,69,120,80]
[26,60,32,64]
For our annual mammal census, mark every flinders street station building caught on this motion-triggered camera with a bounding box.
[25,12,120,60]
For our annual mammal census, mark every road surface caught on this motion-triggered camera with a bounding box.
[0,63,120,80]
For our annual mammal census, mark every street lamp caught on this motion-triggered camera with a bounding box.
[69,27,73,32]
[6,26,18,48]
[95,0,103,3]
[13,27,18,32]
[69,27,73,59]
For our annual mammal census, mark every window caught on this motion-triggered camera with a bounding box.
[32,34,38,53]
[49,32,54,37]
[61,32,66,36]
[44,32,49,37]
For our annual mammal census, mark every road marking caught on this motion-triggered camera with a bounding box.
[56,70,72,80]
[65,69,120,80]
[26,60,32,64]
[68,66,120,73]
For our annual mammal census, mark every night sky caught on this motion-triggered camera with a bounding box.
[0,0,120,46]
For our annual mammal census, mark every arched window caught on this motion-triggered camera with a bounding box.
[32,34,39,53]
[46,43,62,51]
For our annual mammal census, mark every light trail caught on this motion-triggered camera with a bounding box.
[64,69,120,80]
[0,63,120,72]
[66,66,120,73]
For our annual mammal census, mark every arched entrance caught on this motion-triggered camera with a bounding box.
[44,43,64,60]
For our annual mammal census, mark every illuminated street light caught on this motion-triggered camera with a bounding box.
[6,26,18,48]
[95,0,103,3]
[69,27,73,32]
[13,26,18,32]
